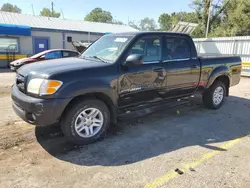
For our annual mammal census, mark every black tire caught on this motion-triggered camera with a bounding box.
[202,81,226,110]
[61,99,110,144]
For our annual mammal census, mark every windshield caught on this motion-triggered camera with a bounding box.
[80,35,133,63]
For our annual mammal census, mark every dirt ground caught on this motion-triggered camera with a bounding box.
[0,70,250,188]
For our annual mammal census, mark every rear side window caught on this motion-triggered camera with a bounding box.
[63,51,79,57]
[164,37,191,60]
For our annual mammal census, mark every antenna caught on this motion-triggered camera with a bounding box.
[31,4,35,15]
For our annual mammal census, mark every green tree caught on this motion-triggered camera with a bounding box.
[128,21,140,30]
[40,8,60,18]
[138,17,157,31]
[158,13,172,31]
[112,20,123,25]
[212,0,250,36]
[190,0,230,36]
[0,3,21,13]
[171,12,198,24]
[84,8,113,23]
[158,12,198,32]
[157,0,250,37]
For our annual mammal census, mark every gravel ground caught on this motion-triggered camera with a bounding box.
[0,71,250,188]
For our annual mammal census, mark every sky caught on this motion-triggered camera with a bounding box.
[1,0,192,24]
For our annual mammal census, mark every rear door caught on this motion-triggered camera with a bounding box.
[118,35,166,108]
[163,35,200,97]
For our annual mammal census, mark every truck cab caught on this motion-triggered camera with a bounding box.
[11,32,242,144]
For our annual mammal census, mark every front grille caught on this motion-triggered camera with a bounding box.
[16,73,25,92]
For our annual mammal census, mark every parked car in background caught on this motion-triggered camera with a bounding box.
[10,49,79,71]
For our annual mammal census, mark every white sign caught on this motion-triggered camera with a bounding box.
[39,44,45,48]
[115,38,128,42]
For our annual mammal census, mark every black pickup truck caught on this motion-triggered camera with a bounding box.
[11,32,242,144]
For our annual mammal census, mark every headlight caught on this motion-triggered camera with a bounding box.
[27,78,63,95]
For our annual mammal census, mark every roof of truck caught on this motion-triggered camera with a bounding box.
[109,31,190,36]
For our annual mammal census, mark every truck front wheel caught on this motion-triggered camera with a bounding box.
[61,99,110,144]
[202,81,226,109]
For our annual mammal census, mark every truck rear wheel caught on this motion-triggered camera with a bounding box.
[61,99,110,144]
[202,81,226,109]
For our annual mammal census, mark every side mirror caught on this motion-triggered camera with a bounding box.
[124,54,143,66]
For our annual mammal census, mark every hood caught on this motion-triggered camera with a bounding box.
[17,57,105,77]
[10,57,33,65]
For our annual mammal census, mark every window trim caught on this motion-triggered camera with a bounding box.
[0,37,20,53]
[163,35,192,62]
[127,35,163,65]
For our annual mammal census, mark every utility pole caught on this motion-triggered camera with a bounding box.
[51,2,54,17]
[31,4,35,15]
[205,0,212,38]
[61,8,65,19]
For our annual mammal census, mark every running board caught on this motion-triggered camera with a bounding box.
[117,100,190,119]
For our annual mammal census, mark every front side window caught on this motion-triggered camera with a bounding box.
[0,38,18,52]
[80,35,133,63]
[129,36,161,63]
[45,51,62,59]
[164,37,191,60]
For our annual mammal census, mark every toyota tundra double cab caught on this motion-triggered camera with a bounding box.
[12,32,242,144]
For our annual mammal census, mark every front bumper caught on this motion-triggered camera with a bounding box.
[11,85,71,126]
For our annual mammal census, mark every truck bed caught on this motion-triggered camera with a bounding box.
[199,55,242,87]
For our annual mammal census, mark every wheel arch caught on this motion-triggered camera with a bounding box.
[214,75,230,96]
[206,66,231,96]
[61,92,117,125]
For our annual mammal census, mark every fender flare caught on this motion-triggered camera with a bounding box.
[206,66,231,88]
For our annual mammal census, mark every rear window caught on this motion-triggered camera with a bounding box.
[164,37,191,60]
[63,51,79,57]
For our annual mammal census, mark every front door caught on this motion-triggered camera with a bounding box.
[118,35,166,108]
[34,37,49,54]
[163,36,200,97]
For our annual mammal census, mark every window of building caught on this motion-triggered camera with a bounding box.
[0,38,19,52]
[164,37,191,60]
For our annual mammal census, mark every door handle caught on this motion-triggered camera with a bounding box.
[191,64,198,69]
